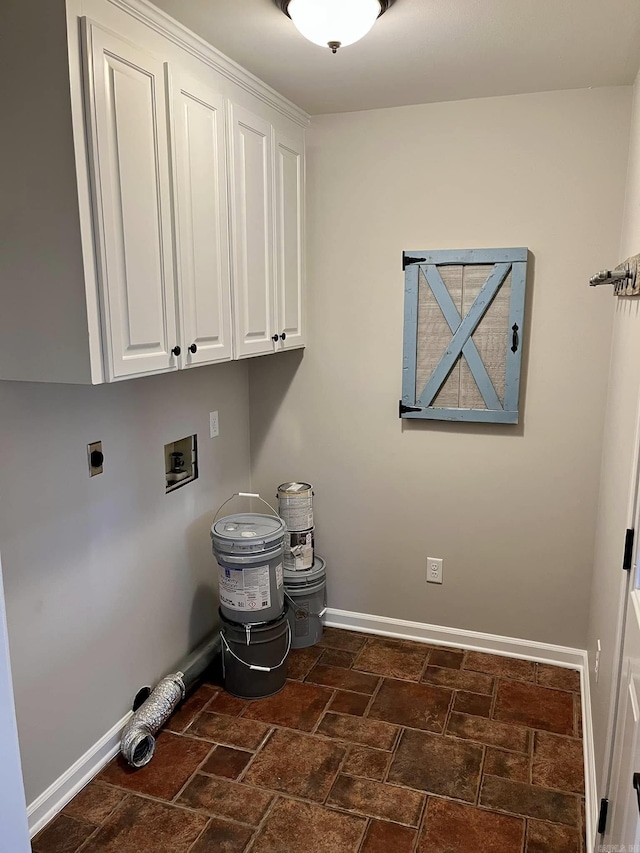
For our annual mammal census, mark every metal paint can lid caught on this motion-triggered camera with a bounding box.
[277,482,313,496]
[211,513,285,554]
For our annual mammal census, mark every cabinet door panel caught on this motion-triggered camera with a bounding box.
[170,70,232,366]
[275,130,305,350]
[228,104,274,358]
[83,22,178,379]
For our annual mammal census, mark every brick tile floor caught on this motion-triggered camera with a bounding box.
[32,628,586,853]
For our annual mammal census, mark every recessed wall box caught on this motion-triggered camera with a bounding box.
[165,435,198,493]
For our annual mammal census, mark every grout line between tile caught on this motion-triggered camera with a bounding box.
[242,794,278,853]
[73,793,131,853]
[178,687,221,737]
[412,794,428,853]
[476,744,487,807]
[185,816,212,853]
[362,675,384,719]
[171,741,218,805]
[236,727,276,784]
[355,817,372,853]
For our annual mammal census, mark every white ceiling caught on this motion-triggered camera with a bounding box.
[152,0,640,115]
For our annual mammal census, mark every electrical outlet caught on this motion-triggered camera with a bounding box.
[427,557,443,584]
[209,411,219,438]
[87,441,104,477]
[594,639,601,683]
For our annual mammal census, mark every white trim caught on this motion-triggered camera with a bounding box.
[581,652,598,853]
[325,607,585,667]
[27,711,131,838]
[325,607,596,852]
[105,0,310,128]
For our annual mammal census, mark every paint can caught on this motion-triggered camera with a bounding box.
[219,606,290,699]
[211,513,285,624]
[284,556,327,648]
[284,528,315,572]
[277,482,314,532]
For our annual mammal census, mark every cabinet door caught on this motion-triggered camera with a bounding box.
[170,69,232,366]
[228,103,275,358]
[83,22,179,380]
[274,129,305,351]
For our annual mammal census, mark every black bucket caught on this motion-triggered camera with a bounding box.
[219,606,290,699]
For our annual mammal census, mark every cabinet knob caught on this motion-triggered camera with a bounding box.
[189,344,197,354]
[272,334,279,343]
[280,332,286,341]
[171,346,181,357]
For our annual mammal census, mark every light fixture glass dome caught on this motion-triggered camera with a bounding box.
[287,0,382,52]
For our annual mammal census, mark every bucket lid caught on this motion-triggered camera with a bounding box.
[218,603,289,630]
[211,513,285,553]
[284,555,326,585]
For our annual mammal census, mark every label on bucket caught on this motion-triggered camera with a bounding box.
[218,564,271,612]
[275,562,283,589]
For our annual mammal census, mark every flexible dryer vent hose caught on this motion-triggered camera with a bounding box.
[120,633,220,768]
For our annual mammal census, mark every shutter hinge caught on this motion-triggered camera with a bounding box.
[623,528,635,573]
[399,401,422,417]
[402,254,427,271]
[597,797,609,834]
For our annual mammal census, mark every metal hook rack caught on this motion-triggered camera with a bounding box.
[589,266,635,287]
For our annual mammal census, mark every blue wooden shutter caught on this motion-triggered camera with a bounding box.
[400,248,528,424]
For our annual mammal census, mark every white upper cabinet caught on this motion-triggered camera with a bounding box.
[274,129,305,351]
[0,0,308,384]
[169,69,233,367]
[82,22,179,380]
[228,103,276,359]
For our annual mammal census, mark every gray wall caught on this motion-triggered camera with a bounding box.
[0,364,251,804]
[249,87,631,649]
[588,70,640,795]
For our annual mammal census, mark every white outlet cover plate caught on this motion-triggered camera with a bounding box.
[209,411,219,439]
[427,557,443,584]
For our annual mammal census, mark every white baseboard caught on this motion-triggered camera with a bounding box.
[27,711,131,838]
[324,608,586,667]
[324,607,596,852]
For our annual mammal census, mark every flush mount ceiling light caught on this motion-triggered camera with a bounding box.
[275,0,396,53]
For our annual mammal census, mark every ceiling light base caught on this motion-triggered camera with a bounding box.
[327,41,341,54]
[274,0,396,21]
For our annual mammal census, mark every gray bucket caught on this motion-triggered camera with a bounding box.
[284,527,314,571]
[211,512,285,624]
[277,482,314,532]
[284,556,327,648]
[220,607,290,699]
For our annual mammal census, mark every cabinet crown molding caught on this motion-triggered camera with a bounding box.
[106,0,310,128]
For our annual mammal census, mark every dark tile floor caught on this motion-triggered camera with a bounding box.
[32,628,586,853]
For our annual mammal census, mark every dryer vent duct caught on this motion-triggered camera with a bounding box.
[120,632,220,768]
